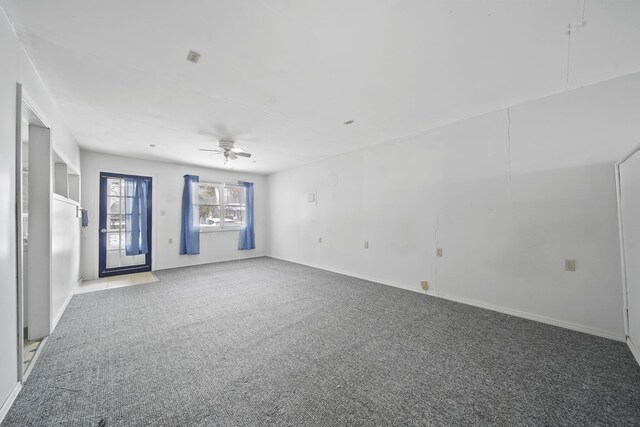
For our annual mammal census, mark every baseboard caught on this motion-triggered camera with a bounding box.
[129,253,268,276]
[51,285,75,333]
[267,255,421,295]
[628,337,640,366]
[268,255,626,342]
[426,290,626,342]
[0,382,22,424]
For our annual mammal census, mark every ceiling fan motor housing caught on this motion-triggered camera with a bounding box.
[219,139,235,150]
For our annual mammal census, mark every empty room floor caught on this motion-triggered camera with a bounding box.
[3,258,639,426]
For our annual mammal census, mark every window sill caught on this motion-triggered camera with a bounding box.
[199,226,242,233]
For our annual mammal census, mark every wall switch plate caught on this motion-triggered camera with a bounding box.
[168,238,173,244]
[421,280,428,290]
[318,237,322,243]
[565,259,576,272]
[436,247,443,257]
[364,241,369,249]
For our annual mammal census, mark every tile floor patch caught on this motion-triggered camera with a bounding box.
[76,272,158,295]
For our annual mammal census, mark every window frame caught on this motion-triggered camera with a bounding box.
[197,180,246,233]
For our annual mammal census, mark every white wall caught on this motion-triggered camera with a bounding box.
[0,10,21,415]
[268,71,640,341]
[51,198,81,329]
[80,151,267,279]
[0,9,80,418]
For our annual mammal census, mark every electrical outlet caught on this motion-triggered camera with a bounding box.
[318,237,322,243]
[421,280,428,290]
[565,259,576,272]
[364,241,369,249]
[436,247,443,257]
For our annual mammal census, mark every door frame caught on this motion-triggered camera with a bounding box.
[615,142,640,364]
[15,83,23,384]
[15,84,51,383]
[98,171,153,277]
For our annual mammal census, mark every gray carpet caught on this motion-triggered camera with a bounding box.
[3,257,640,426]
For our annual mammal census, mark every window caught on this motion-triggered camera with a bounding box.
[197,182,246,231]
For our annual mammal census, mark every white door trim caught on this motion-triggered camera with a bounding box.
[615,142,640,364]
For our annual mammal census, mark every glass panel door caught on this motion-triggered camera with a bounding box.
[99,173,152,277]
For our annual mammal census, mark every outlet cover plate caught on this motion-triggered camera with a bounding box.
[565,259,576,272]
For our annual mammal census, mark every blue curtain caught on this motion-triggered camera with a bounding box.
[180,174,200,255]
[238,181,255,250]
[124,178,149,255]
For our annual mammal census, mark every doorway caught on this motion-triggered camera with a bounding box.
[20,118,41,376]
[617,145,640,364]
[16,85,48,381]
[98,172,152,277]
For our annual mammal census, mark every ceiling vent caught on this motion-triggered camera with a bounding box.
[186,50,201,64]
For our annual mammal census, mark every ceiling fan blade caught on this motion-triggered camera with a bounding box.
[228,151,238,160]
[199,148,223,152]
[234,151,252,158]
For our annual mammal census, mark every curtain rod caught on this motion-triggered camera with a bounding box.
[199,178,241,186]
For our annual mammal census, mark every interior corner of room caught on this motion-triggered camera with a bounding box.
[0,1,640,425]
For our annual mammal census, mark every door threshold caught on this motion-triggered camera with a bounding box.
[76,271,159,294]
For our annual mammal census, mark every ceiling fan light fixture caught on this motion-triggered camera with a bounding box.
[199,137,253,162]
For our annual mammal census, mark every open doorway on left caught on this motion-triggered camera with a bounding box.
[20,118,42,377]
[16,85,48,381]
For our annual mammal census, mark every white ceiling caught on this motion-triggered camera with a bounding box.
[2,0,640,173]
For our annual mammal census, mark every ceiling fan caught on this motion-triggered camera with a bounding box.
[199,139,252,163]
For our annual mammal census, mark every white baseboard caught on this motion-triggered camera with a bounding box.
[51,285,76,333]
[127,253,268,277]
[0,382,22,424]
[268,256,626,342]
[426,290,626,342]
[267,255,421,295]
[628,337,640,366]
